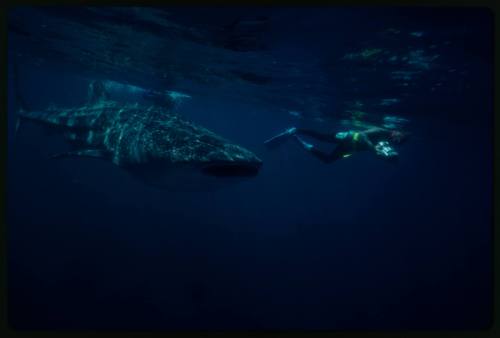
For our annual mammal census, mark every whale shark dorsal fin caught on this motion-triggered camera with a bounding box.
[87,80,110,105]
[49,149,110,160]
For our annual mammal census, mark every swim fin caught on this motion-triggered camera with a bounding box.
[293,135,314,151]
[264,127,297,148]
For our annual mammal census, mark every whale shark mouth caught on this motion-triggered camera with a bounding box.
[201,162,261,177]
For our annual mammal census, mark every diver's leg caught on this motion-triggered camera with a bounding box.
[310,147,346,164]
[294,135,345,164]
[295,128,338,143]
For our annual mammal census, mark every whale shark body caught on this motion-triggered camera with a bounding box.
[17,82,262,189]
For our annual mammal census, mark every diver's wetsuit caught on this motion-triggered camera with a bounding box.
[294,127,392,164]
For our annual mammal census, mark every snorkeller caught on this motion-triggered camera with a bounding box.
[264,124,409,163]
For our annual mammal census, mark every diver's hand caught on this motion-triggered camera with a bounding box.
[294,135,314,151]
[375,141,398,160]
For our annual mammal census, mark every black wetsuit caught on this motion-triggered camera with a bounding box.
[295,128,390,164]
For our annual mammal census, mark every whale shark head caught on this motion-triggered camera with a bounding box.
[127,147,262,191]
[122,118,263,190]
[197,143,262,178]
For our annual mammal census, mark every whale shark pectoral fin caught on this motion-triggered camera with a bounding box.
[49,149,110,160]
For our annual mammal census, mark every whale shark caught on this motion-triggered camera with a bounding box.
[16,80,262,189]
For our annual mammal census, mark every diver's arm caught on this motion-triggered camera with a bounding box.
[360,132,398,159]
[363,127,391,137]
[362,128,395,150]
[361,132,395,157]
[359,132,375,150]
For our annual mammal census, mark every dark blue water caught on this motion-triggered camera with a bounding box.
[7,7,493,330]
